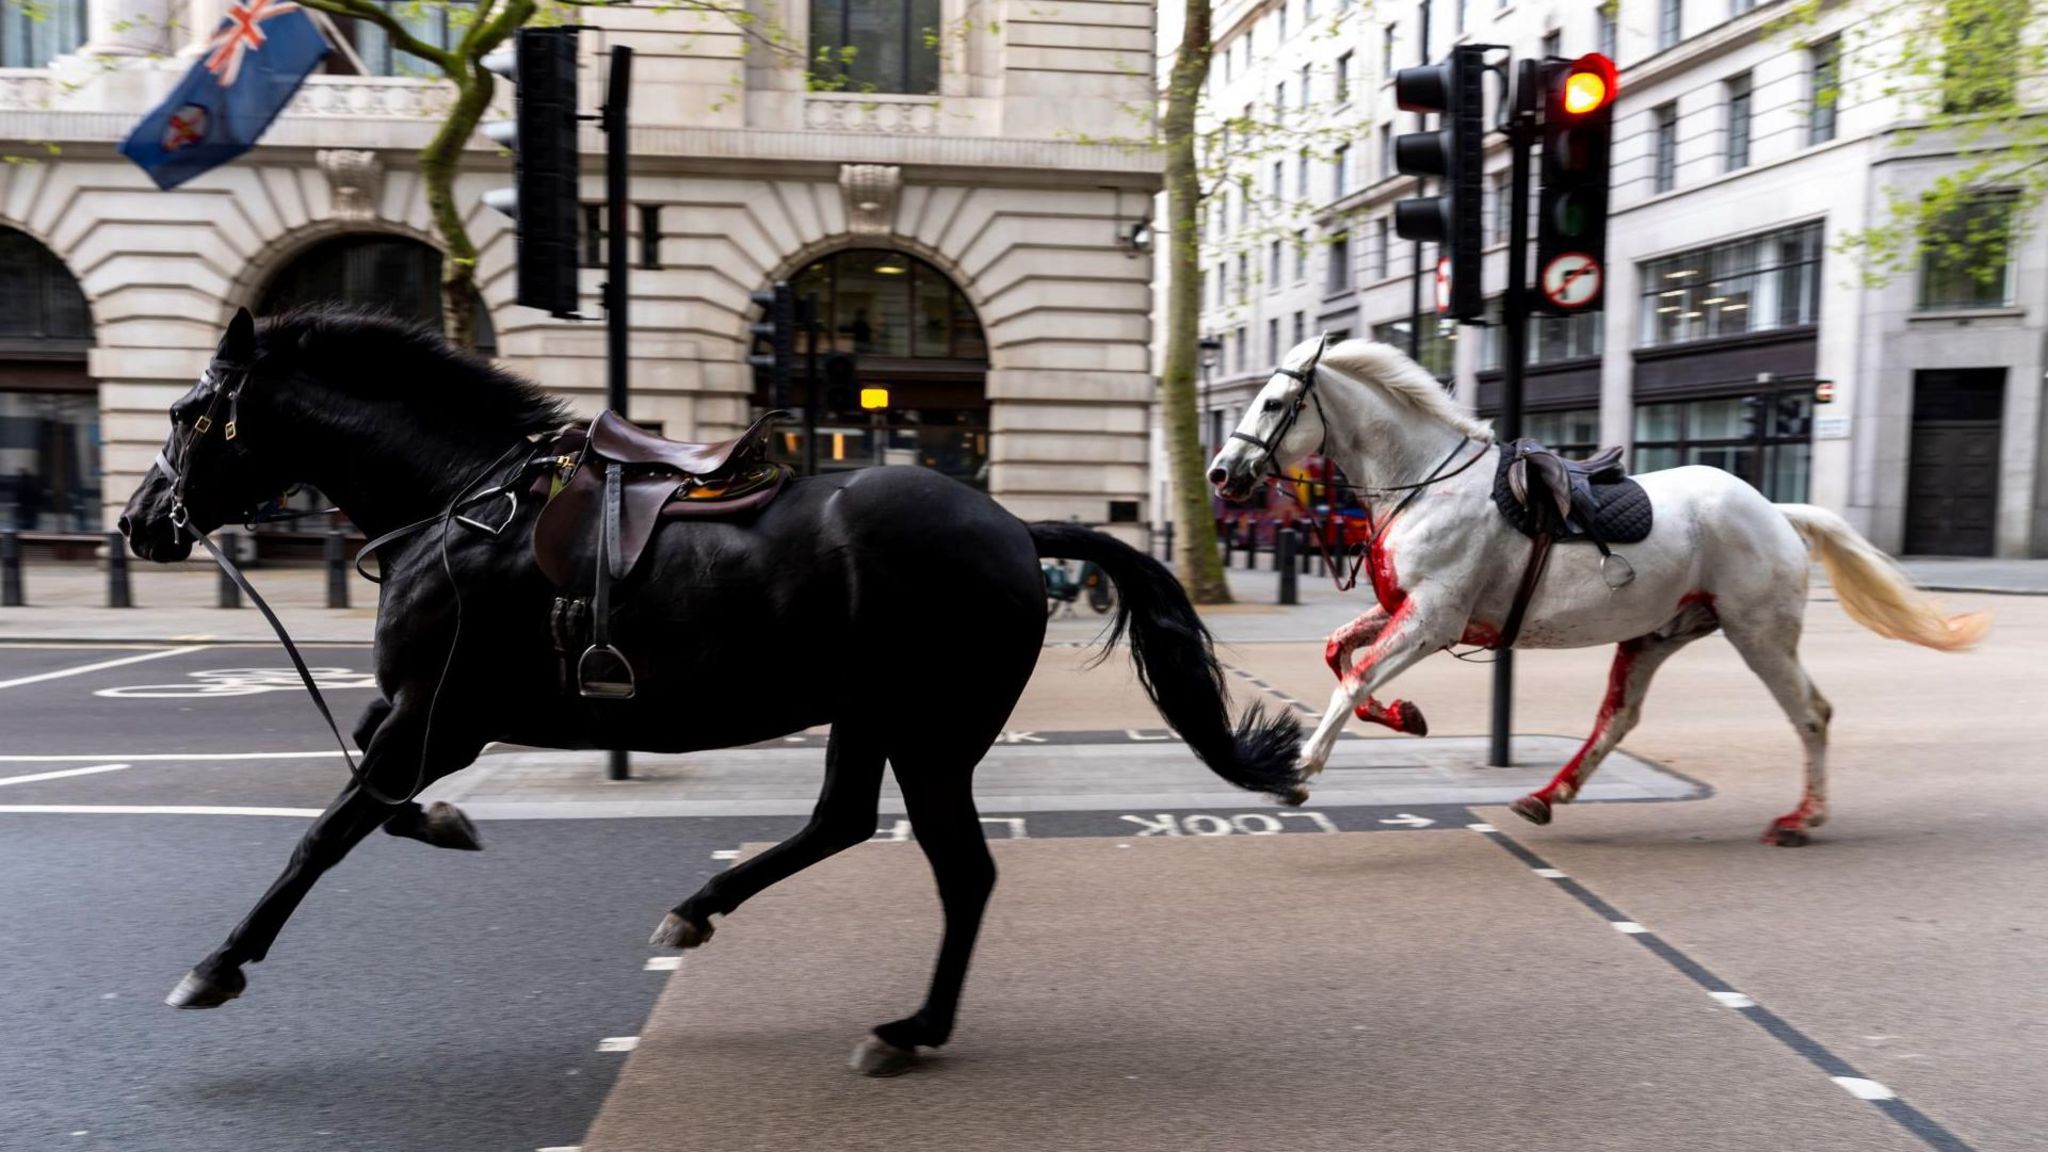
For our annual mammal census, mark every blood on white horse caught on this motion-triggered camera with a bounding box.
[1208,337,1989,846]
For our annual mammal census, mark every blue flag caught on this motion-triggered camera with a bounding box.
[120,0,329,191]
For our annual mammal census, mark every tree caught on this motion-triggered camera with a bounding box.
[1777,0,2048,290]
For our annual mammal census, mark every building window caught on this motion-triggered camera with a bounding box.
[1455,0,1468,35]
[1269,238,1284,286]
[1335,51,1352,103]
[1487,168,1509,246]
[580,204,606,268]
[1638,220,1824,347]
[348,1,475,76]
[1597,4,1617,61]
[1479,297,1604,368]
[1278,2,1288,41]
[1236,253,1249,303]
[810,0,943,95]
[1371,317,1458,380]
[1240,176,1253,226]
[1275,82,1288,126]
[1378,123,1393,181]
[1,0,85,67]
[1943,3,2022,113]
[1234,325,1248,372]
[1541,29,1561,58]
[1334,143,1351,197]
[1658,0,1681,50]
[1300,64,1312,110]
[1726,73,1753,171]
[1214,262,1226,307]
[1294,230,1309,281]
[1382,24,1397,77]
[638,205,662,270]
[1375,216,1391,278]
[1653,103,1678,193]
[1809,38,1840,145]
[1292,310,1307,349]
[1635,389,1813,503]
[1269,317,1282,365]
[1732,0,1759,13]
[1918,191,2018,310]
[1272,160,1285,203]
[1327,232,1353,294]
[1297,149,1311,199]
[0,226,96,532]
[1305,0,1315,21]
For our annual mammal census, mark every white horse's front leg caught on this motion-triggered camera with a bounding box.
[1299,599,1458,780]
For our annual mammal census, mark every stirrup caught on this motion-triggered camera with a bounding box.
[577,644,637,700]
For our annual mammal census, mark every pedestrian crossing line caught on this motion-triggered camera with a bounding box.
[597,1036,639,1053]
[0,763,131,788]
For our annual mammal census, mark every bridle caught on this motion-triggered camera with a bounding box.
[155,361,257,538]
[1227,334,1331,475]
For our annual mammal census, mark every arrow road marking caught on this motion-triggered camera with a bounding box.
[1378,813,1435,828]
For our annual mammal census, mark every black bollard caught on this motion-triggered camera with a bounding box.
[1,530,21,607]
[1243,526,1258,570]
[106,531,131,608]
[1220,521,1233,566]
[1163,520,1175,563]
[1299,520,1314,574]
[217,532,241,609]
[1144,523,1155,559]
[1277,530,1299,605]
[325,529,349,609]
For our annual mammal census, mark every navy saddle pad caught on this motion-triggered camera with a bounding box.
[1490,447,1654,545]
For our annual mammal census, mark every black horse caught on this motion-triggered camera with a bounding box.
[120,306,1303,1074]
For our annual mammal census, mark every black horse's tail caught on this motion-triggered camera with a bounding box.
[1030,521,1305,801]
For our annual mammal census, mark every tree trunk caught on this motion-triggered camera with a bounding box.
[421,65,495,351]
[1161,0,1230,603]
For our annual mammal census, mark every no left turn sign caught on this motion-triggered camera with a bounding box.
[1541,252,1602,309]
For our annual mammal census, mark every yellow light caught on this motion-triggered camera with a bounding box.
[859,387,890,410]
[831,433,845,461]
[1563,70,1609,115]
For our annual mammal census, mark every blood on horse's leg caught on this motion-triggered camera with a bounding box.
[1723,623,1831,846]
[1300,603,1449,780]
[1509,630,1696,827]
[1320,608,1430,735]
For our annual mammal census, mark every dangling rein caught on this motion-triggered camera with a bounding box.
[1264,438,1490,593]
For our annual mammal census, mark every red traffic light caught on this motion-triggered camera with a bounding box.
[1557,53,1617,117]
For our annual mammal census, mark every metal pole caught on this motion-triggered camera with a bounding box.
[217,532,241,608]
[1408,0,1430,363]
[1,530,22,607]
[803,291,820,477]
[604,44,634,784]
[106,531,131,608]
[1490,59,1538,771]
[1277,529,1298,605]
[1163,520,1175,563]
[325,529,349,609]
[1219,521,1232,566]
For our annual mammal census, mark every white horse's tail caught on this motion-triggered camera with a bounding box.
[1777,504,1990,652]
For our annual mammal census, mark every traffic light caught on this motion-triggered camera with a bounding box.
[482,27,581,318]
[1392,43,1487,321]
[822,352,859,417]
[1535,52,1617,314]
[748,281,794,406]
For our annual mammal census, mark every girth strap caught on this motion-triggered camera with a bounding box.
[1497,534,1554,651]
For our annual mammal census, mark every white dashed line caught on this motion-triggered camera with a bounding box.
[1466,822,1496,832]
[1610,921,1648,934]
[597,1036,640,1053]
[1532,867,1567,879]
[711,849,740,861]
[0,763,131,788]
[1709,991,1756,1009]
[537,1145,583,1151]
[0,646,202,691]
[644,956,681,971]
[0,805,321,817]
[1831,1076,1897,1101]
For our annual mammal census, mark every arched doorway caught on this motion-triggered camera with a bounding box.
[258,233,496,355]
[755,249,990,486]
[0,226,97,532]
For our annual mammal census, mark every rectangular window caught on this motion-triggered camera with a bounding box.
[1726,73,1753,171]
[1479,298,1605,369]
[1809,38,1840,145]
[1488,169,1509,245]
[1659,0,1681,50]
[1634,391,1814,502]
[1236,253,1249,303]
[1275,82,1288,126]
[1269,317,1282,365]
[1305,0,1315,21]
[1334,143,1351,197]
[1269,238,1284,286]
[1597,4,1617,60]
[1943,3,2022,113]
[1732,0,1759,13]
[580,203,605,267]
[1240,176,1252,226]
[1273,160,1286,203]
[809,0,943,95]
[639,205,662,270]
[0,0,85,67]
[1637,220,1825,347]
[1375,216,1391,278]
[1294,230,1309,281]
[1292,310,1307,348]
[1378,123,1393,181]
[1919,191,2018,310]
[1215,262,1227,307]
[1455,0,1467,35]
[1382,24,1397,77]
[1542,30,1561,58]
[1654,103,1678,193]
[1300,64,1312,109]
[1279,2,1288,41]
[1234,326,1248,372]
[1335,51,1353,103]
[1328,232,1353,294]
[1371,318,1458,380]
[1297,149,1311,199]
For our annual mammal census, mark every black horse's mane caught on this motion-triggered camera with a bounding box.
[255,304,573,436]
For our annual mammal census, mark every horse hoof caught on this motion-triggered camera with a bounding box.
[1509,794,1553,826]
[1279,784,1311,807]
[1395,701,1429,737]
[422,802,482,851]
[649,912,714,949]
[849,1034,918,1078]
[165,965,245,1009]
[1766,823,1811,848]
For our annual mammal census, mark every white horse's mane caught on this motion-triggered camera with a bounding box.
[1318,339,1495,443]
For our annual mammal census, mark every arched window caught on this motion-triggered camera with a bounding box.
[259,234,496,355]
[1,0,85,68]
[0,226,96,532]
[809,0,941,95]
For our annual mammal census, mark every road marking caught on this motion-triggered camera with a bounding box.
[597,1036,639,1053]
[1611,921,1648,934]
[0,805,321,817]
[0,646,201,691]
[0,751,347,763]
[537,1145,583,1151]
[1532,867,1567,879]
[0,763,131,788]
[1833,1077,1897,1101]
[644,956,682,971]
[1465,822,1496,832]
[711,849,740,860]
[1378,813,1435,828]
[1711,991,1757,1009]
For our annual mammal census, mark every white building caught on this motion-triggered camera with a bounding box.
[0,0,1162,541]
[1165,0,2047,558]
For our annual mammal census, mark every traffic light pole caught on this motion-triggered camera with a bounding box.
[803,293,821,477]
[1488,58,1539,771]
[603,44,633,783]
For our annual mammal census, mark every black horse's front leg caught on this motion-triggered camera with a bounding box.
[167,703,479,1008]
[353,695,482,852]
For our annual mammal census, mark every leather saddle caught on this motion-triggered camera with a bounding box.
[1486,438,1653,650]
[532,409,789,699]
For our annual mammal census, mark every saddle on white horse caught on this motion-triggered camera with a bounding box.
[1490,438,1654,647]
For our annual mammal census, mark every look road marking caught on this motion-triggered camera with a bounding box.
[0,763,131,788]
[0,805,321,817]
[0,646,201,691]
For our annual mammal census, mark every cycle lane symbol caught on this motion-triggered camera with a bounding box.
[94,668,379,699]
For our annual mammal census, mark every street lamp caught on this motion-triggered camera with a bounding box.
[1198,334,1223,454]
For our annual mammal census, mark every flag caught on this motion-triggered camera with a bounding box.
[119,0,330,191]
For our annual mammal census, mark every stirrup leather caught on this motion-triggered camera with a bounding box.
[579,461,638,700]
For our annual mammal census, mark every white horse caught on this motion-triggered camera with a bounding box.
[1207,337,1988,845]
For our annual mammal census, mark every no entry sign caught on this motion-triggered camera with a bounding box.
[1540,252,1602,309]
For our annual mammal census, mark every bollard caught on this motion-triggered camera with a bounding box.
[1144,523,1155,559]
[325,529,349,609]
[1220,521,1233,566]
[106,531,132,608]
[1277,530,1299,605]
[217,531,242,608]
[1299,520,1314,574]
[1,529,21,607]
[1163,521,1175,564]
[1243,526,1258,570]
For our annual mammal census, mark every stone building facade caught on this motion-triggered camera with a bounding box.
[1166,0,2048,558]
[0,0,1162,539]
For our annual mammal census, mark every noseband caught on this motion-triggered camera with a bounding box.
[1228,335,1330,474]
[154,362,254,537]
